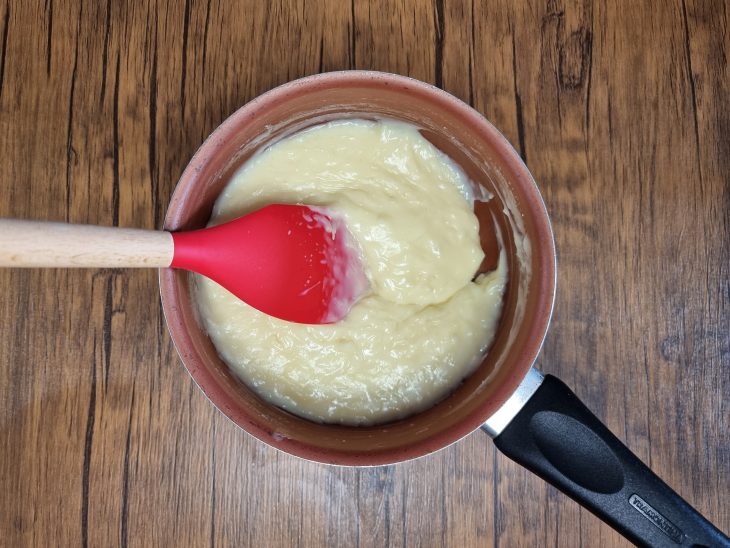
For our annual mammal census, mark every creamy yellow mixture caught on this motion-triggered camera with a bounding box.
[195,119,506,426]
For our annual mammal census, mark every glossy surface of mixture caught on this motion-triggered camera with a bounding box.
[195,119,506,425]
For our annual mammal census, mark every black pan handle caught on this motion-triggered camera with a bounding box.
[491,374,729,547]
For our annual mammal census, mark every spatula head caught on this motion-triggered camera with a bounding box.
[171,204,368,324]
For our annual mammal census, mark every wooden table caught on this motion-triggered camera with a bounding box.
[1,1,727,546]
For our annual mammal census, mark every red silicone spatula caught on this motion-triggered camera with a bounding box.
[0,204,365,324]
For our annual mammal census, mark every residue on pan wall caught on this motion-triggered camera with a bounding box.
[482,161,535,386]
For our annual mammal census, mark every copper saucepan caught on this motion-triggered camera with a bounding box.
[159,71,727,547]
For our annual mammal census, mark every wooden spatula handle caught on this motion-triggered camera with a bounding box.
[0,219,174,268]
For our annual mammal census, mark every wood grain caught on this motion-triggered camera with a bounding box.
[0,1,727,546]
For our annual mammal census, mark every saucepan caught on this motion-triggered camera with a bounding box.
[159,71,727,547]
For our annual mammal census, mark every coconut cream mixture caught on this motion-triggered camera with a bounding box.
[195,119,506,426]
